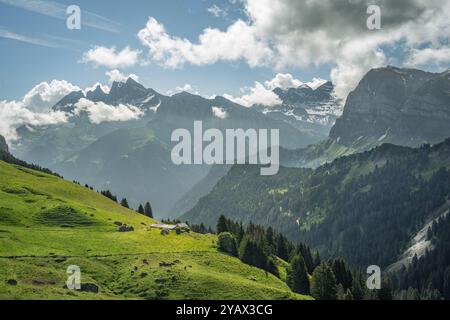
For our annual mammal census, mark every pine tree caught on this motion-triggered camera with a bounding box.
[313,251,321,268]
[351,272,365,300]
[137,204,144,215]
[120,198,129,208]
[287,254,310,295]
[275,234,289,261]
[443,266,450,299]
[217,215,229,234]
[378,278,393,300]
[310,262,338,300]
[238,236,254,265]
[332,258,353,290]
[266,227,275,252]
[144,202,153,218]
[343,289,354,300]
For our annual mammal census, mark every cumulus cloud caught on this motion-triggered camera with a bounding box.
[306,78,328,90]
[264,73,303,90]
[224,82,281,107]
[81,46,141,68]
[0,77,146,142]
[0,79,100,141]
[264,73,328,90]
[0,100,68,142]
[22,80,81,112]
[166,84,200,96]
[406,47,450,68]
[137,17,273,69]
[74,98,144,124]
[212,106,228,119]
[137,0,450,100]
[224,73,329,107]
[105,69,140,83]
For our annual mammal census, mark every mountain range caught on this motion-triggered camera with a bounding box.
[12,78,322,216]
[9,66,449,218]
[256,81,342,137]
[3,65,450,300]
[172,66,450,214]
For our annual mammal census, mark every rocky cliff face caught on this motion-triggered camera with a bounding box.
[0,135,8,153]
[330,66,450,147]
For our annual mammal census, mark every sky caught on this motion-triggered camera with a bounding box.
[0,0,449,140]
[0,0,329,100]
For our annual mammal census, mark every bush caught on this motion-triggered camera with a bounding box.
[217,232,238,256]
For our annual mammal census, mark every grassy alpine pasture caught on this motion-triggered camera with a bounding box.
[0,160,310,300]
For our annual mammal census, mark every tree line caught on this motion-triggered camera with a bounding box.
[215,215,392,300]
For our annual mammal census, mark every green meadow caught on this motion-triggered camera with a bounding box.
[0,160,310,300]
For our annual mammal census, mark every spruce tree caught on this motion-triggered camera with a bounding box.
[310,262,338,300]
[275,234,289,261]
[238,235,254,265]
[144,202,153,218]
[217,215,229,234]
[137,204,145,215]
[287,254,310,295]
[120,198,129,209]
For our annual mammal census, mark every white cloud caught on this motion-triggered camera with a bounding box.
[265,73,303,90]
[74,98,144,124]
[166,84,200,96]
[406,47,450,68]
[105,69,140,83]
[225,73,329,107]
[81,46,141,68]
[84,82,110,94]
[137,17,273,69]
[265,73,328,91]
[306,78,328,90]
[212,106,228,119]
[137,0,450,100]
[207,5,226,17]
[22,80,81,112]
[0,100,68,142]
[224,82,281,107]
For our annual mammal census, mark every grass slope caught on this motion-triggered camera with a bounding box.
[0,160,309,300]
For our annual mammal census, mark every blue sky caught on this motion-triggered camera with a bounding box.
[0,0,448,104]
[0,0,329,101]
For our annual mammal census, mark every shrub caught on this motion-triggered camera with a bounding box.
[217,232,238,256]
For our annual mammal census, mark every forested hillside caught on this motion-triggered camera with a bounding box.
[183,139,450,269]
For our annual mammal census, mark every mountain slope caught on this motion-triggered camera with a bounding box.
[182,139,450,268]
[0,159,309,300]
[330,67,450,147]
[171,165,232,216]
[275,67,450,171]
[0,135,8,153]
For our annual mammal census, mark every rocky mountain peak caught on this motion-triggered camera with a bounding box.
[330,66,450,147]
[86,85,108,102]
[52,90,85,112]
